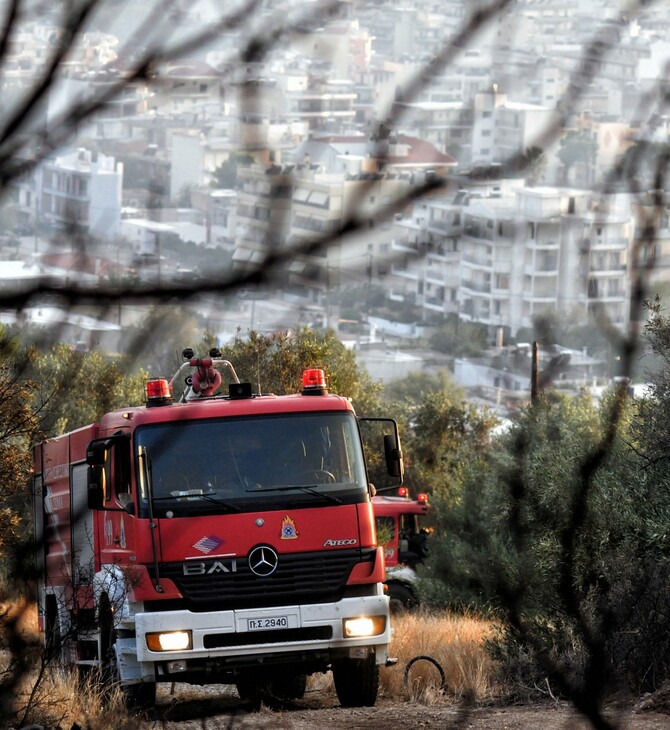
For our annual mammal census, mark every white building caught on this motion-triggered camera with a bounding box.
[389,183,634,338]
[29,148,123,239]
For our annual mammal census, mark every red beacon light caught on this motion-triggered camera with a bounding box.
[397,487,409,498]
[302,368,328,395]
[145,378,172,406]
[417,493,429,503]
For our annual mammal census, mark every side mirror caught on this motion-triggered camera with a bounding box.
[85,435,130,510]
[86,440,109,509]
[86,440,108,466]
[384,433,404,479]
[87,465,106,509]
[358,417,404,490]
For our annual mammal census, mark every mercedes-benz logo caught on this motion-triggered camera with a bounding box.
[247,545,279,576]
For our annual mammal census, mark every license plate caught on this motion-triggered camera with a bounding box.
[247,616,289,631]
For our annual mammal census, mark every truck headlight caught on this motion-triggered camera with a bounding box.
[343,616,386,638]
[146,630,192,651]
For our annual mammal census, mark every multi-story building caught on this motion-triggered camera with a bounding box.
[26,148,123,239]
[389,192,464,317]
[233,165,294,270]
[283,75,358,134]
[472,89,556,167]
[388,183,634,337]
[189,188,238,248]
[231,131,456,289]
[288,165,413,299]
[149,61,222,114]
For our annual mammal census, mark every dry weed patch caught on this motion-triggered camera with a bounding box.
[380,609,498,704]
[7,667,139,730]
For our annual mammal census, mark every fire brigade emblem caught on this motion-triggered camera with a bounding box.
[193,535,225,554]
[280,515,299,540]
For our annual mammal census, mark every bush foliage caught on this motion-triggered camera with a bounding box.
[419,301,670,698]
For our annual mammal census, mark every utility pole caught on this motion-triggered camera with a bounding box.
[531,340,540,403]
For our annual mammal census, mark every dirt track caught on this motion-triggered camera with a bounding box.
[142,683,670,730]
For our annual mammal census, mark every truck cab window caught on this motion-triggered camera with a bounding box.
[135,411,369,514]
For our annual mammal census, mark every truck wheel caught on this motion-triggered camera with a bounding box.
[388,583,418,613]
[123,681,157,711]
[235,673,265,704]
[98,594,156,711]
[271,672,307,700]
[236,671,306,703]
[332,655,379,707]
[45,596,62,664]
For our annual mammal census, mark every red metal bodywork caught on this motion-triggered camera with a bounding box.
[35,391,385,629]
[372,494,429,568]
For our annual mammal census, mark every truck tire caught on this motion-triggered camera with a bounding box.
[98,594,156,711]
[332,655,379,707]
[272,672,307,700]
[45,596,62,664]
[235,672,266,704]
[123,681,157,710]
[236,671,307,703]
[387,582,418,613]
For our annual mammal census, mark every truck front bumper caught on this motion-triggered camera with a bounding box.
[124,593,391,683]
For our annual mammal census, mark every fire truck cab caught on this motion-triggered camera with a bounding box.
[372,490,430,611]
[33,354,403,709]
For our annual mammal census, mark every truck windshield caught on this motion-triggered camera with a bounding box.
[135,411,369,515]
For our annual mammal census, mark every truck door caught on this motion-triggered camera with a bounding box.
[71,463,94,590]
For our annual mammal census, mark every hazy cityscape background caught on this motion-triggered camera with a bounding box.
[0,0,667,416]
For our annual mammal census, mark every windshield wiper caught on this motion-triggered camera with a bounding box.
[245,484,343,504]
[153,491,242,512]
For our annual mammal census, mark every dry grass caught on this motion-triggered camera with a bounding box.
[308,609,498,706]
[380,609,498,704]
[0,601,138,730]
[12,667,140,730]
[0,597,38,644]
[1,605,498,726]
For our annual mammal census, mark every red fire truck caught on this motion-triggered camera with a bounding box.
[372,490,430,610]
[33,351,404,708]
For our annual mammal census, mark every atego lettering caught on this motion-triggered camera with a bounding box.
[183,560,238,575]
[323,539,357,547]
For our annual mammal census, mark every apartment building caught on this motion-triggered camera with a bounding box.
[282,76,358,134]
[149,61,222,114]
[388,183,634,337]
[189,188,238,248]
[28,148,123,239]
[233,165,294,270]
[394,101,475,162]
[472,89,556,167]
[389,192,464,316]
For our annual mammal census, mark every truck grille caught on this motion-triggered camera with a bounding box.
[203,626,332,648]
[152,548,372,612]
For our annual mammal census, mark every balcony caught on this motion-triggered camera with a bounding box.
[463,224,494,241]
[524,265,558,277]
[391,264,420,281]
[461,279,492,294]
[424,297,446,313]
[522,291,557,303]
[527,237,560,249]
[461,254,492,268]
[590,237,629,250]
[425,271,444,286]
[392,239,420,254]
[427,218,460,235]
